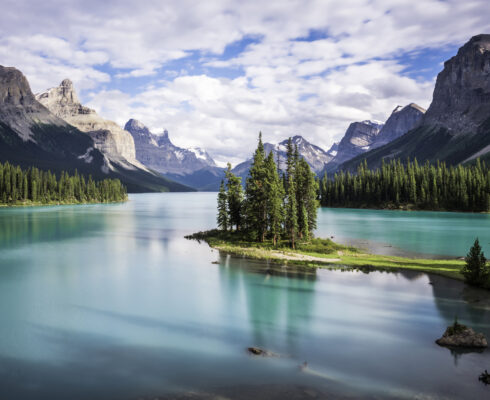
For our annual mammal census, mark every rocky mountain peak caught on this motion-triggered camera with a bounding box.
[0,65,37,106]
[371,103,426,149]
[124,119,150,135]
[423,34,490,132]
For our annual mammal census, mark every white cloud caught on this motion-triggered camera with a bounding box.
[1,0,489,164]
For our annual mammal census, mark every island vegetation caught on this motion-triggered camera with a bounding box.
[187,134,487,282]
[462,238,490,289]
[0,161,127,206]
[319,158,489,212]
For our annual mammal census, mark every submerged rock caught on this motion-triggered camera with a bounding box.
[436,322,488,348]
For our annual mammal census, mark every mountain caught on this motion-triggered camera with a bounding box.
[124,119,217,175]
[339,34,490,171]
[324,120,384,172]
[0,66,191,192]
[36,80,143,169]
[232,135,335,183]
[371,103,426,148]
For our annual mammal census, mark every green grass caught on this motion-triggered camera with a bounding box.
[186,229,466,280]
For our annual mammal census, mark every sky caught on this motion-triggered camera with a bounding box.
[1,0,489,166]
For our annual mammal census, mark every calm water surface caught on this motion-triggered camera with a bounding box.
[0,193,489,399]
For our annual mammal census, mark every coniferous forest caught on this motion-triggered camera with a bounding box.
[217,134,318,248]
[0,161,127,205]
[319,159,490,212]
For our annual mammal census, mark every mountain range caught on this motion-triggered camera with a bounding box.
[0,34,488,191]
[339,34,490,171]
[0,68,191,192]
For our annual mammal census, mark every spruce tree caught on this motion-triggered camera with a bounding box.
[225,163,243,231]
[244,132,268,241]
[217,180,228,231]
[265,152,284,246]
[462,238,489,288]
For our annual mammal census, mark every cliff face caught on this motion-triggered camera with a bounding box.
[124,118,216,175]
[372,103,425,148]
[0,66,69,141]
[36,80,138,164]
[423,34,490,133]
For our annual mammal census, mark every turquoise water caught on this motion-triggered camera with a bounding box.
[0,193,489,399]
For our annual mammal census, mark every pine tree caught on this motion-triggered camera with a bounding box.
[462,238,489,288]
[225,163,243,231]
[217,180,228,231]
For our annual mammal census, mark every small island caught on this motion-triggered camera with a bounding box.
[0,161,128,206]
[436,318,488,348]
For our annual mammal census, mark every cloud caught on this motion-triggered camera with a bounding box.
[1,0,490,163]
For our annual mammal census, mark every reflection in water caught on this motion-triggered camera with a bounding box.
[0,194,489,400]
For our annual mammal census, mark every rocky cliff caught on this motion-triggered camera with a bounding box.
[371,103,425,148]
[124,118,217,175]
[423,34,490,132]
[0,66,71,142]
[36,80,138,164]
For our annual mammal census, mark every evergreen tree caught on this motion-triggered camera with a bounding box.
[265,152,284,246]
[244,132,268,241]
[462,238,490,288]
[225,163,243,231]
[217,180,228,231]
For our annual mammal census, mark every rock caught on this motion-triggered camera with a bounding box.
[247,347,276,357]
[436,322,488,348]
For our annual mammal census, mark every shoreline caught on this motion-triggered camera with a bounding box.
[0,199,128,208]
[186,229,466,281]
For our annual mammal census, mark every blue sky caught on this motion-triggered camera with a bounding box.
[0,0,489,165]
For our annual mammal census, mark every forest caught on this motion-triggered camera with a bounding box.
[319,158,490,212]
[217,134,318,248]
[0,161,127,205]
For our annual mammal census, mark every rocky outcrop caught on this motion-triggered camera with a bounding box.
[424,34,490,133]
[0,66,70,141]
[36,80,138,165]
[371,103,425,148]
[436,322,488,348]
[124,118,216,175]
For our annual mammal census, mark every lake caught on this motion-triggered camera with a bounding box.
[0,193,489,399]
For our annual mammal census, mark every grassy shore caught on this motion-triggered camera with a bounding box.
[186,229,465,281]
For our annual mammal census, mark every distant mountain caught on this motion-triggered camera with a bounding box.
[232,135,335,184]
[323,120,383,172]
[339,34,490,171]
[0,66,191,192]
[124,119,217,175]
[371,103,425,149]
